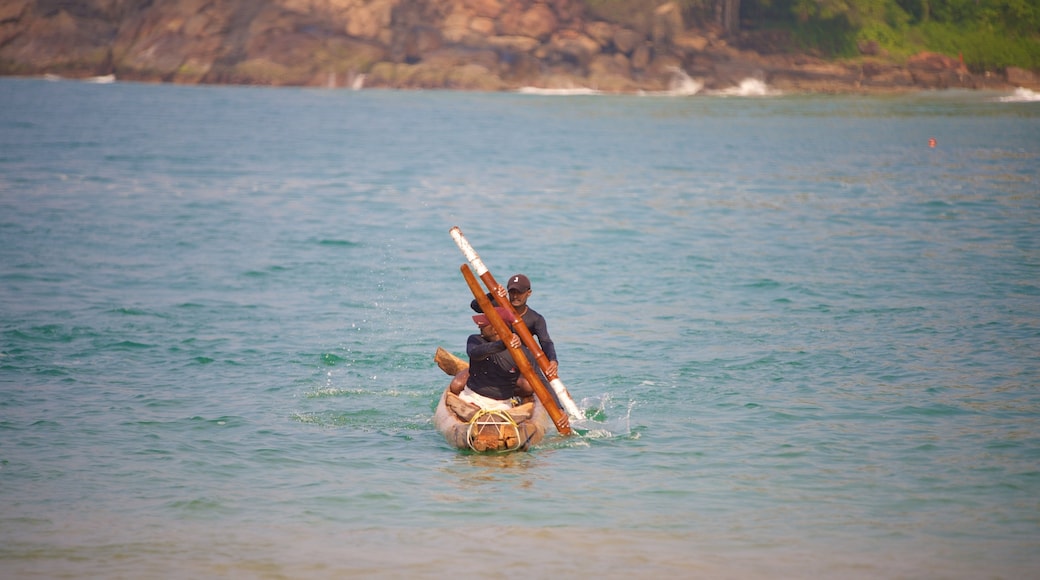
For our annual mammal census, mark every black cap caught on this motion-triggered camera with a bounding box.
[507,274,531,292]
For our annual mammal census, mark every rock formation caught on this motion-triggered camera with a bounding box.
[0,0,1035,93]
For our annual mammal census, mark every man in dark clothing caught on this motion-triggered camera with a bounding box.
[449,307,534,406]
[470,273,559,378]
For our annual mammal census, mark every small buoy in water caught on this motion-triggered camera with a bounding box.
[928,137,937,148]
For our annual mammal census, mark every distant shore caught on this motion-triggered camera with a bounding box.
[2,0,1038,95]
[14,71,1040,102]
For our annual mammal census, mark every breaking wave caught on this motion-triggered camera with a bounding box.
[999,87,1040,102]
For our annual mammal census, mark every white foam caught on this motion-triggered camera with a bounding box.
[711,77,780,97]
[665,66,704,96]
[998,87,1040,102]
[85,74,116,84]
[517,86,602,96]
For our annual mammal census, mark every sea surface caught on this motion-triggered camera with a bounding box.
[1,77,1038,578]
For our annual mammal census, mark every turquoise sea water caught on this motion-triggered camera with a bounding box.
[1,77,1038,578]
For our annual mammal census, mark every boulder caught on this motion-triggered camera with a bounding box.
[1006,66,1040,88]
[469,16,496,35]
[613,28,644,56]
[584,21,615,49]
[673,34,708,54]
[0,5,117,75]
[344,2,394,40]
[631,44,651,70]
[486,35,541,53]
[401,25,444,62]
[651,1,683,46]
[546,0,583,24]
[588,53,629,78]
[546,29,600,67]
[447,62,506,90]
[857,39,882,56]
[0,0,35,46]
[441,12,471,43]
[464,0,503,19]
[506,3,557,41]
[498,50,541,84]
[422,46,498,70]
[907,51,962,72]
[112,0,231,81]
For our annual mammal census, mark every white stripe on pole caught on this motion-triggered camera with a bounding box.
[450,227,489,276]
[549,379,581,419]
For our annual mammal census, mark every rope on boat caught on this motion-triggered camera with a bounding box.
[466,408,522,452]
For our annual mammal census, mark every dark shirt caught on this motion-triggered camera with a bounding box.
[470,296,557,362]
[466,333,536,401]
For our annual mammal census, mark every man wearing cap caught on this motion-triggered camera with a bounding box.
[449,306,536,410]
[470,273,559,378]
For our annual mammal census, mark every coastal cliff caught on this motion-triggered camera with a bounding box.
[2,0,1037,93]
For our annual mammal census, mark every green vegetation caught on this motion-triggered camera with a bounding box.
[584,0,1040,71]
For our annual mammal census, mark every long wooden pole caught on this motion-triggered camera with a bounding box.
[461,264,572,435]
[449,226,582,419]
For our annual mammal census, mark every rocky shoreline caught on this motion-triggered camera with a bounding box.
[2,0,1038,94]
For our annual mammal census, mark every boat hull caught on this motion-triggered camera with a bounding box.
[433,387,553,452]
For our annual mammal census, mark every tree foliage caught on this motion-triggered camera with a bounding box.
[585,0,1039,70]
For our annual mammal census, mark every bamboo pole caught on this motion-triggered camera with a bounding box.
[449,226,581,419]
[460,264,572,435]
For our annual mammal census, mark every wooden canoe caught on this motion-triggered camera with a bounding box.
[433,347,554,452]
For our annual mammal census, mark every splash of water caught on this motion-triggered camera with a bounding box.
[712,77,780,97]
[517,86,602,96]
[85,74,116,84]
[999,87,1040,102]
[666,66,703,96]
[569,393,635,439]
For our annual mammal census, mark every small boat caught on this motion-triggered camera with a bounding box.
[433,347,554,452]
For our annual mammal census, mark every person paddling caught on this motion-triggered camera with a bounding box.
[449,306,535,410]
[470,273,558,378]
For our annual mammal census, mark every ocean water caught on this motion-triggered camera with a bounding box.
[1,77,1038,578]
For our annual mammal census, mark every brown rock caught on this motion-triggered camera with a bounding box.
[441,12,471,43]
[113,0,231,81]
[613,28,644,56]
[486,35,541,53]
[547,0,583,24]
[1006,67,1040,88]
[651,1,683,46]
[464,0,503,19]
[0,0,33,46]
[345,3,392,40]
[588,53,629,77]
[631,44,651,70]
[402,25,444,62]
[365,60,404,86]
[646,53,682,78]
[469,16,496,36]
[516,3,558,41]
[422,46,499,70]
[0,4,117,75]
[907,51,961,72]
[588,71,639,93]
[547,29,600,67]
[447,62,506,90]
[857,39,880,56]
[584,21,614,48]
[673,34,708,54]
[495,2,522,36]
[499,50,541,84]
